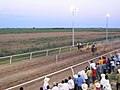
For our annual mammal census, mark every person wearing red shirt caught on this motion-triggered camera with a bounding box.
[92,68,96,84]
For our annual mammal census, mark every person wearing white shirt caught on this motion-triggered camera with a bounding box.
[62,79,70,90]
[51,82,59,90]
[68,76,74,90]
[90,60,96,70]
[43,77,50,90]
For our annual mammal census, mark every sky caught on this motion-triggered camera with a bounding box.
[0,0,120,28]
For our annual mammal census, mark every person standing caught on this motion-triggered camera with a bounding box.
[91,68,96,84]
[68,76,74,90]
[116,69,120,90]
[43,77,50,90]
[76,75,83,90]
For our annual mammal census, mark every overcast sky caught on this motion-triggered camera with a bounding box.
[0,0,120,28]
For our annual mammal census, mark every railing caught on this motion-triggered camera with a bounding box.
[5,48,120,90]
[0,38,120,65]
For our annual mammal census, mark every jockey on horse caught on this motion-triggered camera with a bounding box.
[91,43,97,55]
[77,41,83,51]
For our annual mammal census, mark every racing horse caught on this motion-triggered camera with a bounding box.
[91,44,97,55]
[77,42,83,51]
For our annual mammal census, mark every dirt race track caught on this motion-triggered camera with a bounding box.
[0,40,120,90]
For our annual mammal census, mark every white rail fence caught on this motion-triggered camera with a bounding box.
[0,38,120,64]
[5,48,120,90]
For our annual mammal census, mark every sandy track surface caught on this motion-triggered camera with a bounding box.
[0,41,120,90]
[0,32,119,41]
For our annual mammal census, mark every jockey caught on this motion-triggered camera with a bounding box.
[91,43,97,55]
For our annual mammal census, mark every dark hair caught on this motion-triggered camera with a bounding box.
[78,75,80,77]
[20,87,23,90]
[105,75,108,79]
[47,85,50,89]
[90,60,93,63]
[61,80,64,83]
[68,76,71,80]
[40,87,43,90]
[65,79,68,83]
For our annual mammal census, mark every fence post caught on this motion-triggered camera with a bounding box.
[59,48,61,53]
[70,47,72,51]
[86,43,89,49]
[70,67,74,76]
[10,56,12,64]
[46,50,48,56]
[30,52,32,60]
[56,55,58,64]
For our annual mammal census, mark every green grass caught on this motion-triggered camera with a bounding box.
[0,28,119,34]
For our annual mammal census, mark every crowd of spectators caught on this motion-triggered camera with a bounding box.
[20,52,120,90]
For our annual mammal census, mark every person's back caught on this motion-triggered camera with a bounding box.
[116,69,120,90]
[76,75,83,87]
[99,58,103,66]
[68,76,74,90]
[52,86,59,90]
[62,79,70,90]
[51,82,59,90]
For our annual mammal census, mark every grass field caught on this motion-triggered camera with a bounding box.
[0,28,120,57]
[0,28,120,34]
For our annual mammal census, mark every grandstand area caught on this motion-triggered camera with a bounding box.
[0,39,119,90]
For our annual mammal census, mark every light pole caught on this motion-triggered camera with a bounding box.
[71,7,78,47]
[106,13,110,43]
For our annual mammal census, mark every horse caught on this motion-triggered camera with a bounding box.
[91,44,97,55]
[77,42,83,51]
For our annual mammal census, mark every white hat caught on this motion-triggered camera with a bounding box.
[58,83,63,88]
[78,71,82,75]
[95,82,100,88]
[44,77,50,82]
[105,83,111,90]
[118,69,120,73]
[101,74,105,78]
[81,70,85,74]
[82,83,88,90]
[118,53,120,55]
[73,74,78,78]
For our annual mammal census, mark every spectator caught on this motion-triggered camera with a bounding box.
[99,57,104,74]
[58,83,63,90]
[20,87,23,90]
[90,60,96,70]
[100,74,107,89]
[73,74,78,90]
[106,58,111,74]
[76,74,83,90]
[104,80,112,90]
[110,56,115,72]
[40,87,43,90]
[86,67,92,87]
[62,79,70,90]
[43,77,50,90]
[95,82,101,90]
[68,76,74,90]
[116,69,120,90]
[96,63,101,80]
[47,85,51,90]
[51,82,59,90]
[81,83,88,90]
[91,68,96,83]
[103,56,106,64]
[80,70,88,83]
[103,62,107,74]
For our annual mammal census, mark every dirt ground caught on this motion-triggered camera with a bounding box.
[0,40,119,90]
